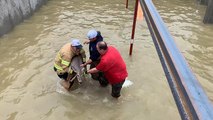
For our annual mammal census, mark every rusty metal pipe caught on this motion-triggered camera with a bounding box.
[129,0,139,55]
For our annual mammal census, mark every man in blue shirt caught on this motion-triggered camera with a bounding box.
[82,29,108,87]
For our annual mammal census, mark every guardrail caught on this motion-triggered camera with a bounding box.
[138,0,213,119]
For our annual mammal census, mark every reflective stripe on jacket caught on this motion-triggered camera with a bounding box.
[54,43,86,75]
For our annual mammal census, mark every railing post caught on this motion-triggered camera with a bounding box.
[126,0,129,8]
[129,0,139,55]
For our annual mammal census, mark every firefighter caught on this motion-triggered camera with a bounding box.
[54,39,86,90]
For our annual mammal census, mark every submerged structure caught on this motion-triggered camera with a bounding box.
[200,0,213,23]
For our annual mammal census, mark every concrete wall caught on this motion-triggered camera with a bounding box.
[203,0,213,23]
[0,0,47,36]
[199,0,209,5]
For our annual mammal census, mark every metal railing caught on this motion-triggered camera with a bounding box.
[137,0,213,119]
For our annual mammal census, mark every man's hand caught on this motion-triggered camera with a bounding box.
[87,68,99,74]
[81,59,92,67]
[80,63,87,67]
[83,40,90,44]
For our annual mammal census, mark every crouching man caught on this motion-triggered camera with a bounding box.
[87,41,128,98]
[54,39,86,90]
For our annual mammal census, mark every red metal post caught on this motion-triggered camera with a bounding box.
[126,0,129,8]
[129,0,139,55]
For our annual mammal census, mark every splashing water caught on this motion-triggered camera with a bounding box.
[123,79,133,88]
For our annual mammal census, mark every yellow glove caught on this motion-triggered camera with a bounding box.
[68,67,73,74]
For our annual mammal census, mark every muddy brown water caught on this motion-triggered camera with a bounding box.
[0,0,212,120]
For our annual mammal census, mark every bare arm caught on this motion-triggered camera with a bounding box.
[87,67,99,74]
[83,40,90,44]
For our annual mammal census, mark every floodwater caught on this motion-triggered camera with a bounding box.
[152,0,213,101]
[0,0,212,120]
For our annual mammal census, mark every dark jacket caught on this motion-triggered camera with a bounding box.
[89,31,103,61]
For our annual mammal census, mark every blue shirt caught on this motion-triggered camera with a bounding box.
[89,31,103,61]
